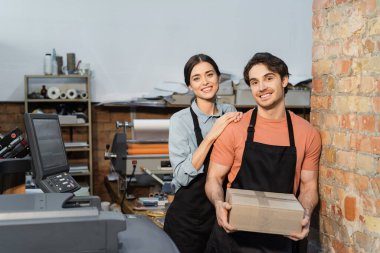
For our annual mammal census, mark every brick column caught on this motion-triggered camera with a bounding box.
[312,0,380,252]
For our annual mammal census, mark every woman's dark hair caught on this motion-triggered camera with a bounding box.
[184,54,221,86]
[243,52,290,93]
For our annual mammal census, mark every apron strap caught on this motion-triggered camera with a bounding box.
[286,110,295,147]
[246,109,257,142]
[190,107,203,146]
[285,110,300,198]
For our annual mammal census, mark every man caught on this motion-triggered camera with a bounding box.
[205,52,321,253]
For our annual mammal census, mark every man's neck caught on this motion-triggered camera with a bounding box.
[257,103,286,120]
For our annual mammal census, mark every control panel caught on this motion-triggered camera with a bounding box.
[126,154,172,175]
[41,172,81,193]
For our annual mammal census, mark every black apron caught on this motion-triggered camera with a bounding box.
[206,109,299,253]
[164,107,216,253]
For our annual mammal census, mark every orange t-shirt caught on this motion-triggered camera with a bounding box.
[211,109,321,193]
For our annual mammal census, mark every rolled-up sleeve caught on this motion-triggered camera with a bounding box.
[169,114,201,192]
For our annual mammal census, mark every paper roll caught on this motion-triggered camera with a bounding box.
[132,119,170,142]
[127,148,168,155]
[47,87,60,99]
[128,143,169,149]
[127,143,169,155]
[32,108,44,114]
[79,91,88,99]
[101,201,110,211]
[133,119,169,131]
[59,92,67,99]
[66,89,78,99]
[44,54,52,75]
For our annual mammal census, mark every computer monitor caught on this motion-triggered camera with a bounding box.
[24,113,80,193]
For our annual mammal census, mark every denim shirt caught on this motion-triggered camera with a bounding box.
[169,100,236,192]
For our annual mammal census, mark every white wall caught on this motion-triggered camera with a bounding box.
[0,0,312,102]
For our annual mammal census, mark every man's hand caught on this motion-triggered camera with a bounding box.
[287,215,310,241]
[215,200,236,233]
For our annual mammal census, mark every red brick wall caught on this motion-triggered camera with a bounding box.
[0,103,25,133]
[312,0,380,252]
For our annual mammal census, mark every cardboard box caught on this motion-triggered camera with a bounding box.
[216,95,235,105]
[217,80,234,95]
[58,115,77,124]
[284,89,310,107]
[170,94,194,105]
[226,188,304,235]
[171,94,235,105]
[235,88,256,106]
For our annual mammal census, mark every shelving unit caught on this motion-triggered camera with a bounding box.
[24,75,93,195]
[98,101,310,120]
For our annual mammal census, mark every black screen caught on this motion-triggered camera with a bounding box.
[33,119,67,173]
[24,113,69,180]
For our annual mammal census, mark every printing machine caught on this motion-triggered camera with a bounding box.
[0,113,179,253]
[105,120,173,185]
[0,192,125,253]
[0,192,178,253]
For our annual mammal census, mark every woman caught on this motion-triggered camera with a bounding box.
[164,54,241,253]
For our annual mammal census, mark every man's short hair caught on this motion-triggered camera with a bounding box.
[243,52,290,93]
